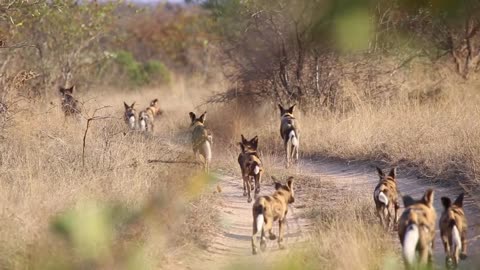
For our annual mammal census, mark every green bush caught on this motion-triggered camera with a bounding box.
[113,51,171,87]
[114,50,149,86]
[144,60,171,84]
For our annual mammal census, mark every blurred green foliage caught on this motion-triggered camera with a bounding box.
[113,51,171,87]
[115,50,149,86]
[144,60,171,84]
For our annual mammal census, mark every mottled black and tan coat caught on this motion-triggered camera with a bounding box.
[251,176,295,255]
[238,135,263,203]
[373,167,399,230]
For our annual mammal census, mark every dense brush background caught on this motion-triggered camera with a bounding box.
[1,0,480,269]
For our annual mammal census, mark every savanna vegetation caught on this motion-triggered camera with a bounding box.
[1,0,480,269]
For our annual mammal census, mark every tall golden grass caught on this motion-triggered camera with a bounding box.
[2,62,480,269]
[0,77,223,269]
[208,62,480,187]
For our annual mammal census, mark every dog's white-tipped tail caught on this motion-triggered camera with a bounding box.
[201,141,212,163]
[452,224,462,254]
[139,119,146,131]
[129,116,135,129]
[378,191,389,206]
[256,214,264,233]
[254,165,260,175]
[289,130,299,147]
[403,224,419,266]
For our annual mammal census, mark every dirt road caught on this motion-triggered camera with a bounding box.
[302,158,480,268]
[186,158,480,269]
[187,173,310,269]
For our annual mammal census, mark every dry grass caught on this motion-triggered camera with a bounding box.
[307,196,401,270]
[2,59,480,269]
[207,63,480,186]
[0,77,223,269]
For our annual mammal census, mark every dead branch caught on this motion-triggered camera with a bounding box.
[147,159,200,165]
[81,105,112,168]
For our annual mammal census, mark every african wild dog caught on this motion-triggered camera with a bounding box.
[123,102,136,130]
[139,98,162,132]
[251,176,295,255]
[398,189,436,270]
[59,85,81,116]
[238,135,263,203]
[373,167,399,231]
[189,111,212,173]
[440,193,468,269]
[278,104,299,168]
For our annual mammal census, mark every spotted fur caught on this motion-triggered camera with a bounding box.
[238,135,263,203]
[440,193,468,268]
[373,167,400,231]
[398,189,436,269]
[189,111,212,173]
[252,177,295,255]
[278,104,299,168]
[59,86,81,117]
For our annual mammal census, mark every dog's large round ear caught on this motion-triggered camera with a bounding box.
[59,86,65,94]
[252,136,258,149]
[124,102,129,110]
[199,111,207,123]
[241,134,247,143]
[454,193,464,208]
[402,195,415,208]
[287,177,294,189]
[423,189,435,207]
[189,112,196,122]
[274,182,282,190]
[441,197,452,210]
[239,142,245,152]
[288,104,296,113]
[388,168,396,179]
[376,167,384,178]
[68,85,75,93]
[131,102,135,108]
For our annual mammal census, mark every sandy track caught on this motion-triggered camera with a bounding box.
[187,174,311,269]
[185,158,480,269]
[301,158,480,268]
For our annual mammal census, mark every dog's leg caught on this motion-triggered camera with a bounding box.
[374,204,381,217]
[460,230,468,259]
[252,218,259,255]
[383,207,389,230]
[418,245,429,268]
[193,149,199,163]
[245,176,252,203]
[290,144,296,164]
[387,204,395,231]
[254,173,261,195]
[278,218,286,249]
[261,217,272,251]
[442,235,453,268]
[264,217,275,240]
[242,175,247,196]
[378,206,386,229]
[295,142,299,163]
[284,140,290,168]
[394,203,399,229]
[427,243,434,270]
[260,225,267,251]
[204,154,209,173]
